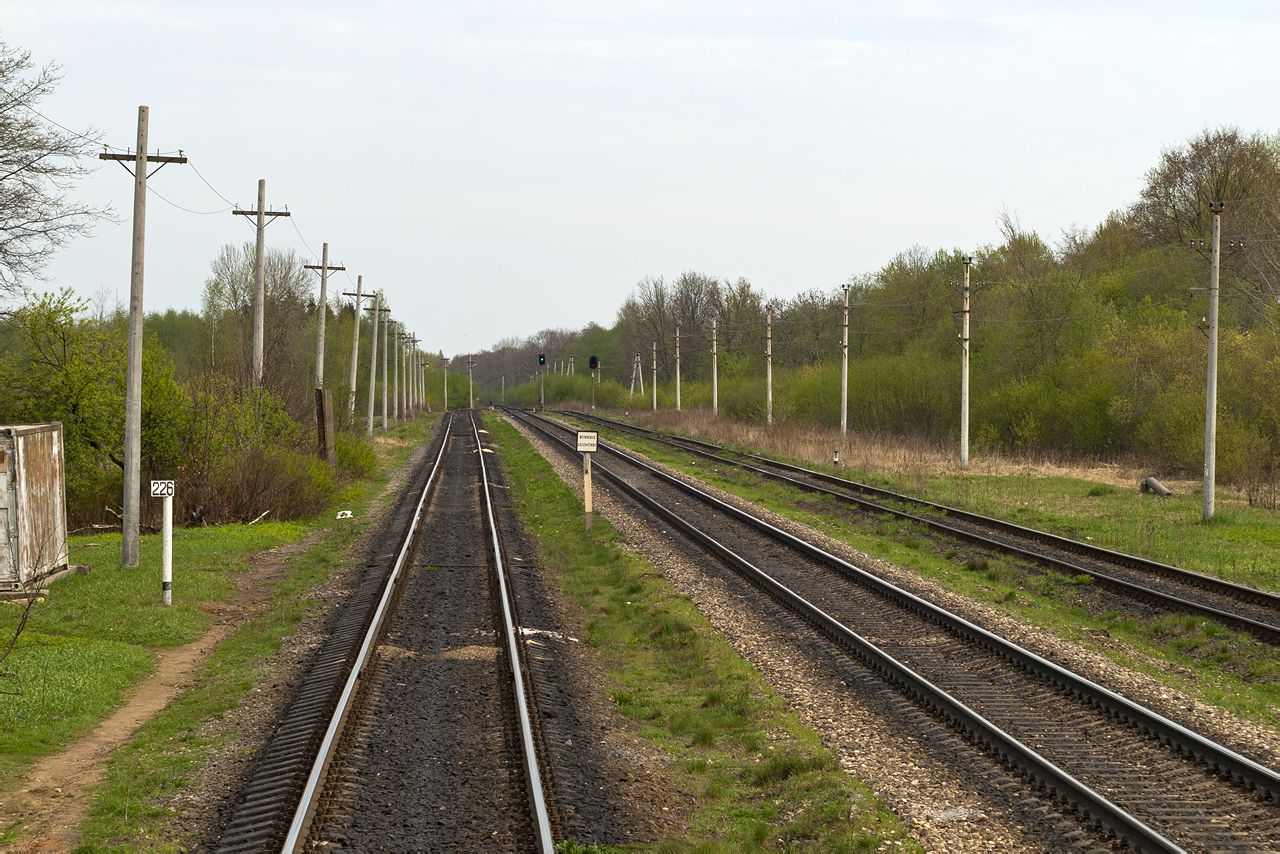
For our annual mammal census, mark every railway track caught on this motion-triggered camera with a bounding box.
[214,412,554,852]
[557,409,1280,644]
[512,407,1280,852]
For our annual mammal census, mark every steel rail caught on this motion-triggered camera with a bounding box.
[279,412,455,852]
[510,409,1192,851]
[518,409,1280,800]
[470,413,556,853]
[559,410,1280,642]
[531,409,1280,796]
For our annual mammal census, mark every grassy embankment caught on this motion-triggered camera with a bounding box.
[488,415,919,853]
[566,409,1280,728]
[0,418,435,851]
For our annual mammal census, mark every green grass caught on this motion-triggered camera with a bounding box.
[0,417,438,852]
[565,416,1280,730]
[489,415,918,853]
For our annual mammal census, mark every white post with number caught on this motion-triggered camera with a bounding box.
[577,431,597,530]
[152,480,175,605]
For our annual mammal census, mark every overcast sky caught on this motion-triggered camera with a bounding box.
[4,1,1278,359]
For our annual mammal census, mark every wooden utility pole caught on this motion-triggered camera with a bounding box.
[99,107,186,568]
[364,292,381,439]
[232,179,289,386]
[343,277,374,422]
[304,244,345,389]
[766,305,774,426]
[675,324,682,412]
[1204,203,1224,521]
[711,314,718,418]
[960,255,973,470]
[841,284,850,441]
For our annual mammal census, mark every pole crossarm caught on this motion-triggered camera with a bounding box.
[233,209,291,219]
[99,150,187,179]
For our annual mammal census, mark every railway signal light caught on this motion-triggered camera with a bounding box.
[538,353,545,366]
[589,355,598,370]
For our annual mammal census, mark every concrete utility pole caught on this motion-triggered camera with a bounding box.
[766,305,774,427]
[99,106,186,568]
[364,292,381,439]
[652,341,658,411]
[232,179,290,386]
[467,356,476,409]
[1204,203,1224,521]
[408,334,420,415]
[711,315,718,418]
[841,285,850,442]
[381,308,390,430]
[342,277,373,422]
[392,323,401,425]
[637,353,644,395]
[569,356,574,376]
[960,255,973,470]
[675,325,682,412]
[304,244,346,389]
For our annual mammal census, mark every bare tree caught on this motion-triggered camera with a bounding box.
[1130,126,1280,329]
[0,40,109,298]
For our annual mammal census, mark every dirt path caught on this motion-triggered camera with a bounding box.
[0,530,324,854]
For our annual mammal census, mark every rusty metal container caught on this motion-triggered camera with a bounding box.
[0,423,69,590]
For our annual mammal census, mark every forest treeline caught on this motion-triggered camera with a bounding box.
[466,128,1280,506]
[0,242,456,527]
[4,119,1279,522]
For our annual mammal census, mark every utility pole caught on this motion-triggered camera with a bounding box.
[409,334,420,415]
[652,340,657,411]
[443,359,449,412]
[711,315,718,418]
[467,356,476,409]
[841,284,850,442]
[304,245,345,389]
[364,293,381,439]
[1204,202,1224,521]
[232,179,289,386]
[637,352,644,395]
[959,255,973,470]
[392,322,401,425]
[342,277,373,422]
[675,324,682,412]
[766,305,774,427]
[381,308,390,430]
[99,106,187,568]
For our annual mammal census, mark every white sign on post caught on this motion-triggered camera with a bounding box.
[151,480,175,605]
[576,431,598,453]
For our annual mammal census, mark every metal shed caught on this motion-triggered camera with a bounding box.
[0,423,69,590]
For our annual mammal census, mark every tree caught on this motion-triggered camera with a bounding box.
[1131,126,1280,329]
[0,40,108,297]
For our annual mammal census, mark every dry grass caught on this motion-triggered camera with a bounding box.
[622,406,1202,496]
